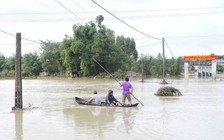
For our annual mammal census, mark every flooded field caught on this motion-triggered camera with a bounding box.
[0,78,224,140]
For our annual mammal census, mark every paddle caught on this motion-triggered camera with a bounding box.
[130,92,144,106]
[93,57,144,106]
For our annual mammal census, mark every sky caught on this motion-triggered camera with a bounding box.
[0,0,224,58]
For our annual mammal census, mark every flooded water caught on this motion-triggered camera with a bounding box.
[0,78,224,140]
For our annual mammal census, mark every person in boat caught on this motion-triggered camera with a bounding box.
[86,90,101,105]
[120,77,133,105]
[105,90,123,106]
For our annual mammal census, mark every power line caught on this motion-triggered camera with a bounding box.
[135,34,224,40]
[1,11,224,17]
[1,11,224,23]
[0,43,37,46]
[166,34,224,39]
[109,6,224,13]
[91,0,161,40]
[2,6,224,15]
[0,29,15,37]
[54,0,84,23]
[0,29,41,44]
[2,11,223,17]
[22,38,41,44]
[70,0,96,23]
[137,42,162,48]
[164,39,175,58]
[35,0,76,22]
[70,0,93,17]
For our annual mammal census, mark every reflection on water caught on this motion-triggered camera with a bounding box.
[63,105,138,139]
[119,108,136,134]
[13,110,23,140]
[0,78,224,140]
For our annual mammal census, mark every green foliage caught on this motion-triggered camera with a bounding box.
[96,15,104,28]
[39,41,63,74]
[72,22,97,76]
[0,15,184,78]
[4,56,15,71]
[217,65,224,72]
[61,35,80,75]
[137,54,184,77]
[116,36,138,60]
[66,15,136,77]
[0,53,6,72]
[22,52,42,77]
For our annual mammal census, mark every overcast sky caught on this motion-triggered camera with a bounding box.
[0,0,224,58]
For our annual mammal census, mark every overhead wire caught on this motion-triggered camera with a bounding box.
[1,11,224,23]
[3,26,40,43]
[70,0,93,17]
[35,0,76,22]
[1,8,224,23]
[0,29,15,37]
[2,11,223,16]
[164,39,175,58]
[54,0,85,23]
[69,0,96,24]
[0,43,37,46]
[91,0,161,40]
[0,29,41,44]
[136,42,162,48]
[166,34,224,39]
[2,2,222,57]
[2,6,224,15]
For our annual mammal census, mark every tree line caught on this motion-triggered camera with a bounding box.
[0,15,184,78]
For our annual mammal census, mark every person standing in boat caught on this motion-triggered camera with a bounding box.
[86,90,101,105]
[105,90,122,106]
[120,77,133,105]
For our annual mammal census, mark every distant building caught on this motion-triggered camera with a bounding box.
[127,71,141,78]
[39,72,49,77]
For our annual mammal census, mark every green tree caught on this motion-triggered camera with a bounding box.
[3,55,15,77]
[22,52,42,77]
[61,35,80,76]
[153,53,163,77]
[137,55,154,75]
[71,21,97,76]
[0,53,6,72]
[116,36,138,60]
[4,56,15,71]
[69,15,132,77]
[39,41,62,75]
[137,54,184,77]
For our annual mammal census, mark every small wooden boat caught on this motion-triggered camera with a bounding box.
[75,97,139,107]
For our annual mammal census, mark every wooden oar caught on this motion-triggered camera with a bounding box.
[93,57,144,106]
[130,92,144,106]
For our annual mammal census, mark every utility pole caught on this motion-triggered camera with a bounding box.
[141,54,144,82]
[161,38,168,84]
[14,33,23,109]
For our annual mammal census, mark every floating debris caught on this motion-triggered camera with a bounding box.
[12,103,41,111]
[155,86,182,96]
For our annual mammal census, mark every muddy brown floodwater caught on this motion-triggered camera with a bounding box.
[0,78,224,140]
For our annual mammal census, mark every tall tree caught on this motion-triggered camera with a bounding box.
[22,52,42,77]
[3,55,15,77]
[0,53,6,72]
[39,41,62,75]
[71,21,97,76]
[61,35,80,76]
[4,55,15,71]
[116,36,138,60]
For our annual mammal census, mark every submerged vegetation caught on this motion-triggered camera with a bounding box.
[0,15,184,79]
[155,86,182,96]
